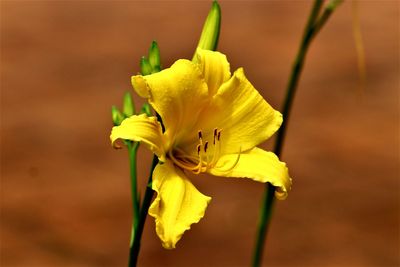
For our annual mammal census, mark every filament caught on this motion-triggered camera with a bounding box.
[168,128,232,175]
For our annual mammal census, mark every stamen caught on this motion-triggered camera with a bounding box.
[173,148,198,162]
[203,151,210,173]
[209,135,221,167]
[194,137,204,174]
[214,147,242,173]
[169,128,226,175]
[168,149,199,171]
[197,144,201,155]
[193,153,203,175]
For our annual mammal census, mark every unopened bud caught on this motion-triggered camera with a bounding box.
[140,103,152,116]
[123,92,135,117]
[111,105,124,126]
[149,41,161,72]
[327,0,343,11]
[140,56,152,76]
[193,1,221,62]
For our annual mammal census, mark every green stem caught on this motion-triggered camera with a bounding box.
[251,184,276,267]
[252,0,342,266]
[274,0,323,158]
[127,141,140,263]
[128,155,158,267]
[127,142,140,231]
[127,41,163,266]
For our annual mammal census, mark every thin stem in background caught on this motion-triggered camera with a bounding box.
[252,1,342,266]
[351,0,366,94]
[274,0,324,158]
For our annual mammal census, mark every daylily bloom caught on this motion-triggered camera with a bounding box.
[110,49,291,249]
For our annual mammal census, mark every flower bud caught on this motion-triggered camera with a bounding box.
[123,92,135,117]
[327,0,343,11]
[149,41,161,72]
[193,1,221,61]
[111,105,124,126]
[140,103,152,116]
[140,56,152,76]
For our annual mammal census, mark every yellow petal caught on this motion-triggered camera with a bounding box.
[131,60,209,145]
[209,147,291,200]
[180,67,283,157]
[149,161,211,249]
[195,48,231,96]
[110,114,165,161]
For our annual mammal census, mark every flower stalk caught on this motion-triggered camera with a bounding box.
[111,93,142,264]
[129,155,158,266]
[127,41,161,267]
[127,141,140,243]
[252,1,342,266]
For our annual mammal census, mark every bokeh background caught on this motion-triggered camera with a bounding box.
[1,1,399,266]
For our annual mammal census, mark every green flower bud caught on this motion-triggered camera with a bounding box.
[149,41,161,72]
[327,0,343,11]
[111,105,124,126]
[140,103,152,116]
[140,56,152,76]
[123,92,135,117]
[151,66,161,74]
[193,0,221,61]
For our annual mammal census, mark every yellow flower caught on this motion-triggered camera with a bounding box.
[110,49,291,249]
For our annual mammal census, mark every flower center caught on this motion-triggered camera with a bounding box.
[168,128,241,174]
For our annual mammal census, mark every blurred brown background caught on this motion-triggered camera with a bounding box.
[1,1,399,266]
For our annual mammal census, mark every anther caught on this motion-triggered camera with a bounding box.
[217,130,221,141]
[197,144,201,155]
[198,131,203,139]
[204,141,209,152]
[213,128,217,145]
